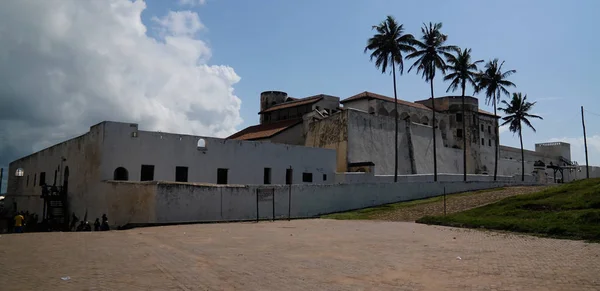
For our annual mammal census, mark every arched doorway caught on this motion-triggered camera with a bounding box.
[113,167,129,181]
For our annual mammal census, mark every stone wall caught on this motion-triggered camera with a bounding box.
[112,179,539,227]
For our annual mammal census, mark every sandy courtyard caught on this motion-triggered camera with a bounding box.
[0,219,598,291]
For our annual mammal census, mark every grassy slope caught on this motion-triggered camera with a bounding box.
[417,178,600,241]
[322,187,505,220]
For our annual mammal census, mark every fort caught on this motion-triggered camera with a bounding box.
[6,90,599,228]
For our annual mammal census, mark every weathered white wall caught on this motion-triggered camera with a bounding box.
[100,122,336,185]
[346,110,413,175]
[6,123,105,219]
[147,179,539,225]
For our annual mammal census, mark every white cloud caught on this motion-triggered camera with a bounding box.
[0,0,242,173]
[179,0,207,7]
[152,10,204,37]
[549,135,600,166]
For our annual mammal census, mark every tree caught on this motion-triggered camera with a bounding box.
[407,22,457,181]
[364,16,416,182]
[499,93,542,181]
[443,48,483,181]
[475,59,516,181]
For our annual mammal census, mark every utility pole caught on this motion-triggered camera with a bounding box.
[581,106,590,179]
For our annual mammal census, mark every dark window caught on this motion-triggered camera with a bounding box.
[456,113,463,122]
[217,168,228,184]
[39,172,46,186]
[473,115,477,124]
[26,175,29,187]
[34,173,37,186]
[481,138,485,145]
[114,167,129,181]
[302,172,313,183]
[53,170,57,186]
[489,139,492,147]
[175,166,188,182]
[140,165,155,181]
[323,174,327,181]
[481,124,484,131]
[488,126,491,134]
[263,168,271,184]
[285,168,293,185]
[457,129,463,138]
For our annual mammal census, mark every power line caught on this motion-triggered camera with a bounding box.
[584,109,600,118]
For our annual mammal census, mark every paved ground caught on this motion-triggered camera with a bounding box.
[372,186,554,222]
[0,219,598,291]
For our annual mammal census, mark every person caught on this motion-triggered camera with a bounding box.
[14,213,25,233]
[69,212,79,231]
[94,218,100,231]
[76,221,85,232]
[83,221,92,232]
[101,214,110,231]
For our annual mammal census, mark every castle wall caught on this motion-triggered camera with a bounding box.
[305,111,349,172]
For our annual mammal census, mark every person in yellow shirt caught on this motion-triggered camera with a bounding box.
[14,213,24,233]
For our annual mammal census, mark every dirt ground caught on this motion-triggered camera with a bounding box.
[0,219,598,291]
[371,186,553,222]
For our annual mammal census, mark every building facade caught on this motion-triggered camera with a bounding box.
[7,121,337,221]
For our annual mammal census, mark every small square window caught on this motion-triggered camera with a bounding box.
[302,172,313,183]
[141,165,155,181]
[457,129,463,138]
[217,168,228,184]
[175,166,188,182]
[263,168,272,184]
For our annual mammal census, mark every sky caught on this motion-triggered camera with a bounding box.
[1,0,599,193]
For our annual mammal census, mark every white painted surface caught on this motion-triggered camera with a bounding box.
[99,121,336,185]
[149,179,539,224]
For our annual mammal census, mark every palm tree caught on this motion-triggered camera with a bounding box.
[364,16,416,182]
[474,59,516,181]
[407,22,457,182]
[444,48,483,181]
[499,93,542,181]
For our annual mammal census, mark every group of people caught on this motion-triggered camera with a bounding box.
[71,213,110,232]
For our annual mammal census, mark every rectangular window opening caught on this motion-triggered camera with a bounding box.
[263,168,272,184]
[489,139,492,147]
[481,138,485,145]
[323,174,327,181]
[481,124,484,131]
[457,129,463,138]
[285,169,293,185]
[140,165,155,181]
[302,172,313,183]
[217,168,228,184]
[39,172,46,186]
[175,166,188,182]
[456,113,463,122]
[488,126,491,134]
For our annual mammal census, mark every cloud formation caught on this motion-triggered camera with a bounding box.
[179,0,207,7]
[0,0,242,179]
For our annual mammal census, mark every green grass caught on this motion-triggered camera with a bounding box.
[417,178,600,241]
[321,187,506,220]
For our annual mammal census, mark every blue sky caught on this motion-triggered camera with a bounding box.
[147,0,599,161]
[1,0,599,194]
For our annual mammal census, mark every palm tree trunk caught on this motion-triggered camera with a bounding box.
[461,82,467,182]
[519,128,524,181]
[493,91,498,181]
[430,78,437,182]
[392,64,398,182]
